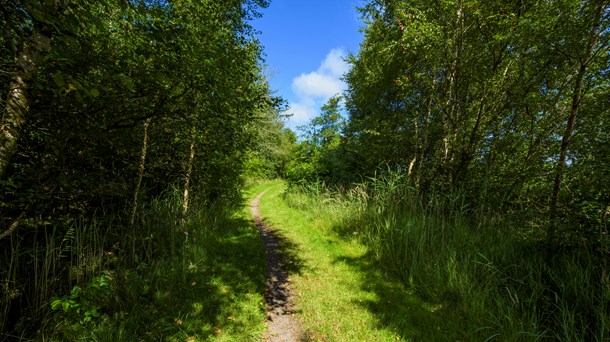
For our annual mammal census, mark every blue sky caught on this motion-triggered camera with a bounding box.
[252,0,365,130]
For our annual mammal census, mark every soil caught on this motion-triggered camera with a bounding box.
[250,191,303,342]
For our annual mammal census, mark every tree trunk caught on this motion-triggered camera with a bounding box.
[456,88,489,184]
[130,118,152,225]
[181,126,196,217]
[443,2,464,185]
[0,25,52,179]
[407,111,419,179]
[416,76,437,187]
[0,209,28,241]
[548,2,606,244]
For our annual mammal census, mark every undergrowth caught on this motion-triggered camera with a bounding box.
[1,187,267,341]
[284,175,610,341]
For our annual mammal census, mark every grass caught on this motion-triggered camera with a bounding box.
[273,175,610,341]
[1,187,270,341]
[257,181,448,341]
[4,177,606,341]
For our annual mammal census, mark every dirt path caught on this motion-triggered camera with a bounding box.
[250,190,303,342]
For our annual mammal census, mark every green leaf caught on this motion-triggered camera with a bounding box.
[85,308,99,318]
[121,77,136,93]
[53,73,65,87]
[50,297,62,310]
[90,88,100,97]
[70,285,81,297]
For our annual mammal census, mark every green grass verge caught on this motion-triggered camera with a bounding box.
[256,181,448,341]
[270,176,610,341]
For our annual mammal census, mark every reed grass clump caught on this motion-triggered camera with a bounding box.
[286,174,610,341]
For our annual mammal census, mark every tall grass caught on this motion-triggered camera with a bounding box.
[286,174,610,341]
[1,216,110,340]
[1,188,266,341]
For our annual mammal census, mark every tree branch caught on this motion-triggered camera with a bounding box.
[0,209,28,241]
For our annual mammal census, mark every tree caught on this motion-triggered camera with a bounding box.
[1,0,281,335]
[1,1,56,178]
[342,0,610,243]
[548,1,609,243]
[287,95,347,183]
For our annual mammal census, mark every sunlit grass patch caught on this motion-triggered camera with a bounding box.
[279,176,610,341]
[257,182,436,341]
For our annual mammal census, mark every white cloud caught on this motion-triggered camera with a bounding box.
[292,72,344,99]
[285,48,349,128]
[288,100,318,126]
[320,48,350,77]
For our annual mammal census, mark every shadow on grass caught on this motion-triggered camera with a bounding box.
[333,252,465,341]
[100,214,273,341]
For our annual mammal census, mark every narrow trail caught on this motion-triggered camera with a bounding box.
[250,190,302,342]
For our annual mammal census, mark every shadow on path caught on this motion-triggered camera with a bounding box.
[251,191,307,341]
